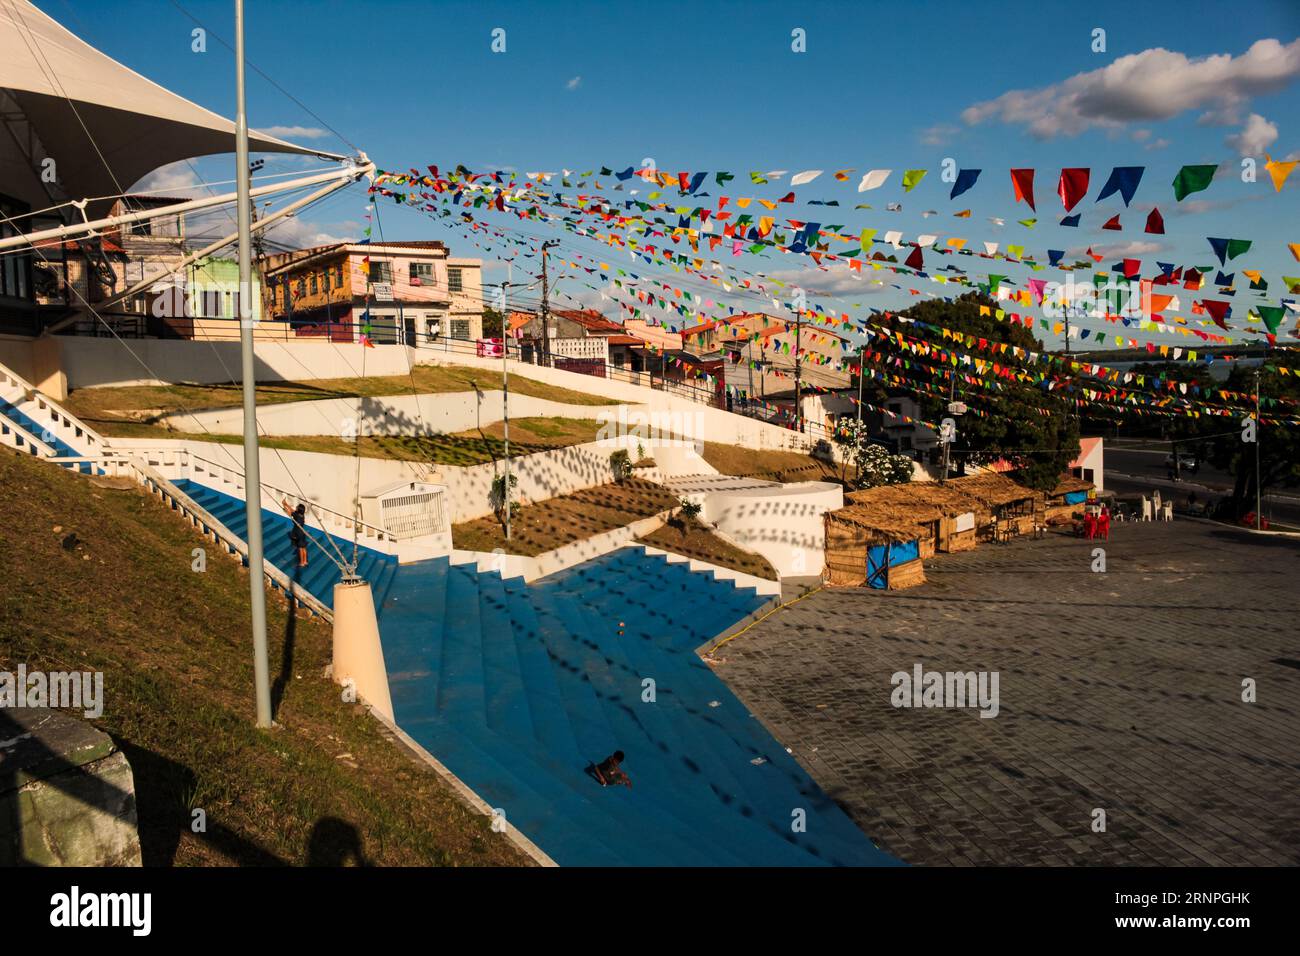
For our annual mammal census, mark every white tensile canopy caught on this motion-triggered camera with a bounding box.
[0,0,346,218]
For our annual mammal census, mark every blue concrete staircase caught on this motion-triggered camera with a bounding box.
[0,395,98,473]
[381,549,896,866]
[173,479,398,610]
[169,479,894,865]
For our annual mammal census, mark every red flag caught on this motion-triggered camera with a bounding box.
[1102,214,1122,230]
[905,245,924,270]
[1057,168,1090,212]
[1145,207,1164,234]
[1201,299,1231,329]
[1010,168,1036,210]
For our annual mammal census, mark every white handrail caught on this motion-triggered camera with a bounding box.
[0,359,109,454]
[127,455,334,620]
[185,451,393,543]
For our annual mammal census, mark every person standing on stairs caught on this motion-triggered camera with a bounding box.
[282,498,309,568]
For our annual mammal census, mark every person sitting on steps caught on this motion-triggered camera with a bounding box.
[589,750,632,789]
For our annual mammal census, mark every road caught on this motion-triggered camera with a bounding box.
[1103,440,1300,528]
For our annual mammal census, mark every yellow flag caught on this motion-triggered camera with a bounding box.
[1265,154,1297,192]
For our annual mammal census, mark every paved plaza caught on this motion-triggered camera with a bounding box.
[713,521,1300,865]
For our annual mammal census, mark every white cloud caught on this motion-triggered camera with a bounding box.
[565,76,582,91]
[764,265,890,297]
[961,38,1300,138]
[918,123,959,146]
[1068,240,1165,259]
[1226,113,1278,155]
[130,161,203,196]
[258,125,330,140]
[262,215,355,248]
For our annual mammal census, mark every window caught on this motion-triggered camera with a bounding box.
[370,260,393,284]
[336,265,344,286]
[309,273,318,295]
[448,267,463,293]
[0,194,31,301]
[450,318,471,340]
[295,278,306,300]
[322,270,331,292]
[410,262,433,286]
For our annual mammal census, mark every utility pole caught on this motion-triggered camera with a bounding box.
[793,313,803,433]
[502,267,512,541]
[855,343,866,431]
[234,0,271,729]
[1254,367,1262,531]
[540,240,559,367]
[940,373,956,484]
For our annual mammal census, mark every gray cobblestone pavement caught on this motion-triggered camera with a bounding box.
[711,521,1300,866]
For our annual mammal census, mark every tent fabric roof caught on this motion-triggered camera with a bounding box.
[1,1,341,216]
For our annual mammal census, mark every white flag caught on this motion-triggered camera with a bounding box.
[791,170,823,186]
[858,169,892,192]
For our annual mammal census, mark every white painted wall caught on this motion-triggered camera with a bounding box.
[703,481,843,577]
[163,390,630,437]
[58,338,417,389]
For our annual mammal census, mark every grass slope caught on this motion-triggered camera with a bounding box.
[636,518,778,580]
[0,449,529,867]
[452,479,678,556]
[63,363,618,440]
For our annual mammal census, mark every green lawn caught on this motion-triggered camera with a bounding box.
[63,363,619,439]
[0,448,530,867]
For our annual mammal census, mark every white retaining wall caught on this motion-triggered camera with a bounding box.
[164,390,627,437]
[702,481,844,578]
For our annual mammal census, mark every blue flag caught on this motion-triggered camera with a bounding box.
[950,168,981,200]
[1096,167,1145,206]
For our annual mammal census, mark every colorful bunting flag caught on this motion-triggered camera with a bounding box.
[1173,164,1217,201]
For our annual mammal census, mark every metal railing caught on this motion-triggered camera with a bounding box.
[182,451,396,547]
[0,359,111,459]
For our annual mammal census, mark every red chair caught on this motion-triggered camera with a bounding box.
[1083,514,1097,539]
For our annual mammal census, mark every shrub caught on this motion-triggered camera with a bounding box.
[610,449,633,483]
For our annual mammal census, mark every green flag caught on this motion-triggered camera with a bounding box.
[1173,164,1217,201]
[902,169,927,192]
[1255,306,1285,335]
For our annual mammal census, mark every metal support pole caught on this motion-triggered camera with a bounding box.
[235,0,271,729]
[503,269,512,541]
[1255,368,1262,531]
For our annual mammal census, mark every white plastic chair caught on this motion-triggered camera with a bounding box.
[1161,502,1173,522]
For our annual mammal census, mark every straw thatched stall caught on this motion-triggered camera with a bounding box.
[944,473,1042,541]
[1044,476,1095,524]
[823,506,927,590]
[846,482,980,554]
[845,486,943,558]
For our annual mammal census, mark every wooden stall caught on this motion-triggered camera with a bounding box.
[823,507,927,590]
[1044,476,1095,525]
[944,473,1042,541]
[846,483,980,554]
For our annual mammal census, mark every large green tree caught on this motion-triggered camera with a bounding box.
[1203,363,1300,518]
[861,292,1080,491]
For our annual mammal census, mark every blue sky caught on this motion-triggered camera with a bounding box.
[38,0,1300,342]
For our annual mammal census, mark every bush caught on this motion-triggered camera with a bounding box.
[489,472,519,524]
[610,449,633,483]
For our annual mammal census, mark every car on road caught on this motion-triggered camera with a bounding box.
[1164,453,1199,474]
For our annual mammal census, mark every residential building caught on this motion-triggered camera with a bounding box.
[512,308,646,373]
[261,241,483,345]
